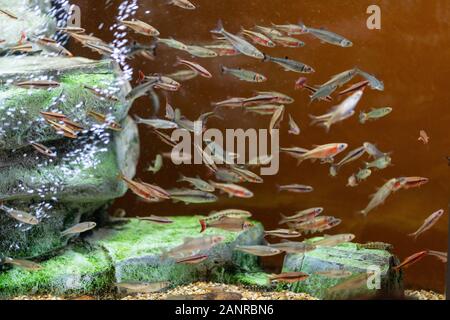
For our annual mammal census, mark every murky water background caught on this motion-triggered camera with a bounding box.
[68,0,450,292]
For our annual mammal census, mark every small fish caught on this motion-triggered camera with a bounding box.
[206,217,253,233]
[277,184,313,193]
[240,29,276,47]
[175,57,212,78]
[2,257,42,271]
[32,37,73,56]
[14,80,60,89]
[119,175,170,201]
[427,250,447,263]
[321,68,358,90]
[211,20,264,59]
[57,27,86,34]
[314,270,353,279]
[245,104,284,115]
[176,254,208,264]
[338,80,370,96]
[234,245,282,256]
[116,281,169,294]
[364,155,392,170]
[312,234,355,247]
[152,128,178,147]
[418,130,429,144]
[212,97,246,108]
[295,143,348,164]
[163,235,225,259]
[87,110,122,131]
[271,35,305,48]
[84,41,114,55]
[146,154,163,174]
[409,209,445,240]
[280,147,310,158]
[244,91,294,105]
[84,85,120,102]
[69,33,106,45]
[137,215,173,224]
[347,174,358,187]
[134,115,178,129]
[359,178,398,216]
[295,77,308,90]
[357,242,394,251]
[327,273,374,294]
[209,181,253,198]
[363,142,387,160]
[247,154,273,167]
[168,0,196,10]
[269,105,285,135]
[230,166,263,184]
[61,222,96,236]
[156,37,188,51]
[329,146,366,177]
[254,25,283,37]
[394,251,428,271]
[166,69,199,82]
[45,119,78,139]
[269,272,309,283]
[204,42,240,56]
[178,175,215,192]
[359,107,392,124]
[169,189,218,204]
[401,176,429,189]
[221,65,266,82]
[288,114,300,135]
[185,45,217,58]
[145,74,181,92]
[356,168,372,182]
[355,68,384,91]
[264,229,301,238]
[215,168,245,183]
[40,111,66,121]
[31,142,56,157]
[301,24,353,47]
[269,241,316,254]
[291,216,341,234]
[203,209,252,227]
[271,23,306,35]
[279,207,323,224]
[264,55,314,73]
[121,19,160,36]
[0,204,39,225]
[0,9,18,19]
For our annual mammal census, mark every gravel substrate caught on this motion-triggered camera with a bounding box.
[11,285,445,300]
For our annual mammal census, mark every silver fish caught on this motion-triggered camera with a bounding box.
[134,115,178,129]
[0,205,39,225]
[221,65,266,82]
[146,154,163,174]
[355,69,384,91]
[409,209,445,240]
[288,114,300,135]
[263,55,314,73]
[2,257,42,271]
[359,178,398,216]
[115,281,169,293]
[185,45,217,58]
[163,235,225,259]
[211,20,264,59]
[269,241,316,254]
[61,222,96,236]
[178,175,215,192]
[169,189,218,204]
[301,24,353,47]
[234,245,282,256]
[329,146,366,176]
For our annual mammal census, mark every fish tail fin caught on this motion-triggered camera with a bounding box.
[211,20,224,34]
[132,114,143,124]
[199,219,207,233]
[173,56,182,67]
[308,114,323,126]
[279,213,287,224]
[407,232,418,240]
[176,174,186,182]
[359,112,366,124]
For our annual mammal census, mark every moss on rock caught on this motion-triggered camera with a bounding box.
[282,239,403,299]
[0,216,264,298]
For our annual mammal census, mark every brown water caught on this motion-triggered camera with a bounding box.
[69,0,450,292]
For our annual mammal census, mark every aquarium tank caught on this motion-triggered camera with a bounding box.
[0,0,448,305]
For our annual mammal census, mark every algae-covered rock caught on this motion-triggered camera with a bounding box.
[0,56,139,259]
[282,241,403,299]
[0,217,264,298]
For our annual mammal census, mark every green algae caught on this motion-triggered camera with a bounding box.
[0,217,264,298]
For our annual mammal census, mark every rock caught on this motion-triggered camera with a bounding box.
[0,217,264,298]
[0,0,57,47]
[282,241,403,299]
[0,56,139,259]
